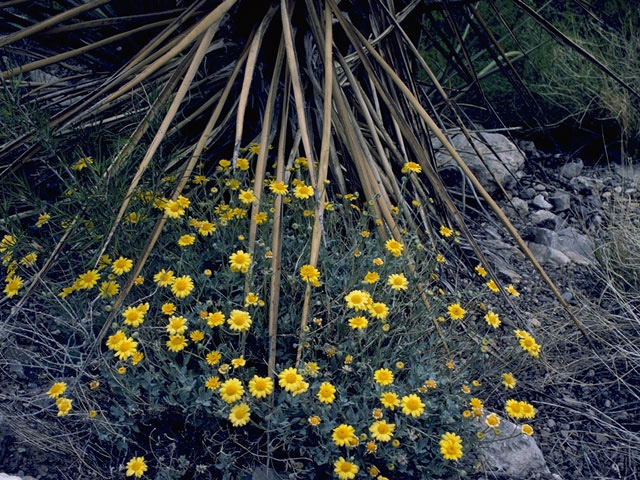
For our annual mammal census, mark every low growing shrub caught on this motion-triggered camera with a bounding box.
[1,145,541,479]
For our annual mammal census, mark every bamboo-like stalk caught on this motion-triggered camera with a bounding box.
[332,0,591,341]
[248,39,285,257]
[102,56,193,181]
[1,19,174,80]
[268,73,292,380]
[295,1,334,365]
[231,6,278,168]
[95,23,220,264]
[42,9,186,34]
[90,0,238,116]
[91,25,250,353]
[280,0,317,186]
[0,0,114,48]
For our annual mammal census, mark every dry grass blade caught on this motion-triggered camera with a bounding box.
[92,0,237,114]
[95,24,219,263]
[91,27,251,354]
[248,38,284,257]
[102,56,192,180]
[0,0,113,48]
[232,6,278,167]
[295,1,334,365]
[7,216,82,315]
[1,19,174,81]
[280,0,317,185]
[268,74,291,381]
[41,9,186,34]
[330,0,590,341]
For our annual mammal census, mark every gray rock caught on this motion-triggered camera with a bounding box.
[563,250,592,266]
[478,414,551,477]
[560,159,583,179]
[496,266,523,283]
[554,227,595,264]
[521,187,537,200]
[528,242,570,266]
[517,139,538,157]
[569,176,604,195]
[435,132,526,194]
[532,194,552,210]
[0,474,23,480]
[534,183,547,192]
[510,197,529,216]
[531,210,558,229]
[615,164,640,183]
[548,191,571,212]
[529,227,557,247]
[29,69,60,84]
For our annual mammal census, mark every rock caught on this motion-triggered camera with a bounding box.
[510,197,529,216]
[554,227,595,264]
[563,250,592,266]
[615,164,640,183]
[528,242,570,266]
[0,474,23,480]
[529,227,557,246]
[548,191,570,212]
[478,414,551,477]
[561,292,573,303]
[517,139,538,157]
[569,176,604,195]
[532,194,552,210]
[531,210,558,229]
[560,159,583,179]
[496,266,523,283]
[521,187,537,200]
[29,69,60,84]
[534,183,547,192]
[435,132,526,194]
[614,186,622,194]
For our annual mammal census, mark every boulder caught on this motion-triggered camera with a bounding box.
[478,414,552,477]
[531,210,559,229]
[560,159,583,179]
[528,242,570,266]
[569,176,604,195]
[532,194,552,210]
[435,133,526,194]
[510,197,529,216]
[554,227,595,264]
[548,191,571,212]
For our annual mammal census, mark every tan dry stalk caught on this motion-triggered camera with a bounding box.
[1,19,175,81]
[91,26,252,353]
[295,1,334,365]
[248,39,285,257]
[269,74,293,380]
[330,0,590,341]
[232,6,279,168]
[0,0,114,48]
[280,0,317,186]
